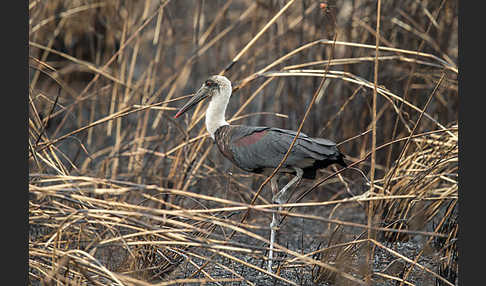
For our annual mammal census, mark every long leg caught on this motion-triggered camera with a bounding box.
[268,175,280,273]
[267,168,304,273]
[272,167,304,204]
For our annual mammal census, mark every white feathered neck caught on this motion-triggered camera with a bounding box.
[205,76,231,139]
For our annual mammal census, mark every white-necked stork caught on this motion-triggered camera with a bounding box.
[174,75,347,273]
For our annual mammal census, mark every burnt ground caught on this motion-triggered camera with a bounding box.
[28,172,458,286]
[166,185,456,286]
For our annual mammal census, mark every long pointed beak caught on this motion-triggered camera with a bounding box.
[174,86,210,118]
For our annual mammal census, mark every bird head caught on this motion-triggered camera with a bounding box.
[174,75,232,118]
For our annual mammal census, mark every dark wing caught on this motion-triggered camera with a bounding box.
[215,125,345,176]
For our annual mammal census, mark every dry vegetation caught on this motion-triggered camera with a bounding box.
[29,0,458,285]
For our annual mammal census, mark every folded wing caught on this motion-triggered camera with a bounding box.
[214,125,346,179]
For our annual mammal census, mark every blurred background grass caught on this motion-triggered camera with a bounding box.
[29,0,458,285]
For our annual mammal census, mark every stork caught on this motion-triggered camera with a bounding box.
[174,75,347,273]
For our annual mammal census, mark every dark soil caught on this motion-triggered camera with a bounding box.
[165,187,456,286]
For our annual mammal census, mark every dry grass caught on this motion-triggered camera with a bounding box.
[29,0,458,285]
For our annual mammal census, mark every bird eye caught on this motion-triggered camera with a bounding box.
[205,80,216,87]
